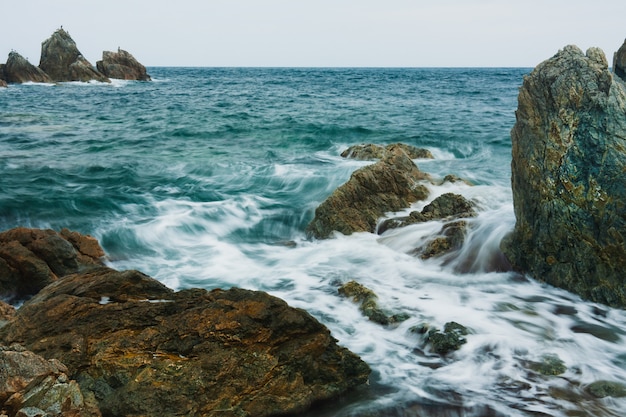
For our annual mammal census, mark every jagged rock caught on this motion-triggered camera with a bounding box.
[0,344,101,417]
[3,52,52,84]
[614,38,626,82]
[39,29,109,83]
[501,45,626,308]
[0,267,370,417]
[341,143,433,160]
[307,147,430,239]
[0,301,15,325]
[338,281,408,325]
[415,220,469,260]
[413,322,469,355]
[96,49,150,81]
[0,228,105,302]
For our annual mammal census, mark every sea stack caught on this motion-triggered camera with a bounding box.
[96,48,151,81]
[39,28,109,83]
[501,45,626,308]
[3,51,52,84]
[614,38,626,82]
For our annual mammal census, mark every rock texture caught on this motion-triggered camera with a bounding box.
[501,45,626,308]
[341,143,434,160]
[39,29,109,83]
[614,39,626,82]
[0,267,370,417]
[0,65,7,87]
[96,49,150,81]
[3,52,52,84]
[307,147,430,239]
[0,228,105,302]
[0,344,101,417]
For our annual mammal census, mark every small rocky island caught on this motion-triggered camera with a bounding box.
[0,28,150,86]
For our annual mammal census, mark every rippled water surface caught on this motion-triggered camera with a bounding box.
[1,68,625,416]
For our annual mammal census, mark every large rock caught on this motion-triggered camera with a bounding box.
[307,147,430,239]
[614,38,626,82]
[96,49,150,81]
[0,228,105,302]
[3,51,52,84]
[341,143,434,160]
[0,267,370,417]
[39,29,109,83]
[0,65,7,87]
[502,45,626,307]
[0,344,101,417]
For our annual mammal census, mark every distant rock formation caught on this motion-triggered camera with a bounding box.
[341,143,434,160]
[307,146,430,239]
[39,28,109,83]
[0,64,7,87]
[614,38,626,82]
[0,227,105,302]
[501,45,626,308]
[3,51,52,84]
[96,48,150,81]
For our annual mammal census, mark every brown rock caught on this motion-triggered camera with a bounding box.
[307,147,430,239]
[0,228,105,302]
[341,143,434,160]
[96,49,150,81]
[0,301,14,325]
[0,268,370,417]
[39,29,109,83]
[3,51,52,84]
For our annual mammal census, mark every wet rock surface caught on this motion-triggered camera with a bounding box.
[502,45,626,308]
[307,146,430,239]
[338,281,408,325]
[341,143,434,160]
[0,264,370,417]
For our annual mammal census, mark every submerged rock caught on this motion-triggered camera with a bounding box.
[3,52,52,84]
[0,228,105,302]
[0,267,370,417]
[0,344,101,417]
[587,380,626,398]
[39,29,109,83]
[338,280,408,325]
[307,146,430,239]
[614,39,626,82]
[417,322,469,355]
[502,45,626,308]
[341,143,434,160]
[96,49,150,81]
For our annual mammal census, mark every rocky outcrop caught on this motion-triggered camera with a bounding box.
[39,29,109,83]
[341,143,434,160]
[0,65,7,87]
[307,147,430,239]
[0,344,101,417]
[96,49,150,81]
[614,39,626,82]
[0,267,370,417]
[501,45,626,308]
[0,228,105,302]
[3,51,52,84]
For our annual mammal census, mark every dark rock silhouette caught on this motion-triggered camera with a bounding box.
[502,45,626,308]
[39,29,109,83]
[614,38,626,82]
[96,49,150,81]
[3,51,52,84]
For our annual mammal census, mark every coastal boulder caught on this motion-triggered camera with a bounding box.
[614,39,626,82]
[341,143,434,160]
[0,267,370,417]
[96,49,150,81]
[502,45,626,307]
[39,29,109,83]
[3,51,52,84]
[0,344,101,417]
[307,147,430,239]
[0,227,105,302]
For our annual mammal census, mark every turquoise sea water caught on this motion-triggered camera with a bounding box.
[1,68,626,416]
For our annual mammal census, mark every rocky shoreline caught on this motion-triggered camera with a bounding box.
[0,28,150,86]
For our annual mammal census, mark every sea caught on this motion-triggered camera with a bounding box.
[1,68,626,417]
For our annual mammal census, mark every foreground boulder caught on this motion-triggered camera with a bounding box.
[0,227,105,302]
[502,45,626,308]
[3,51,52,84]
[96,49,150,81]
[0,267,370,417]
[307,147,430,239]
[0,344,101,417]
[614,39,626,82]
[39,29,109,83]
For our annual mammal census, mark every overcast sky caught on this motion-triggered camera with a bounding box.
[3,0,626,67]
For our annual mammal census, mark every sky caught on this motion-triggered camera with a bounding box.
[3,0,626,68]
